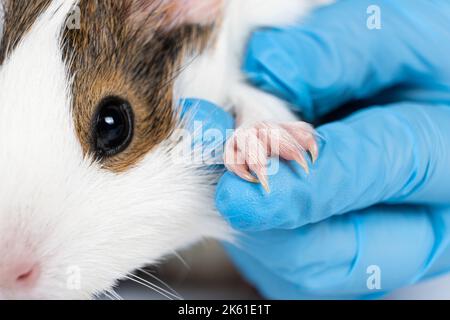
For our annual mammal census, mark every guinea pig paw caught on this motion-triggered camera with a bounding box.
[223,121,318,193]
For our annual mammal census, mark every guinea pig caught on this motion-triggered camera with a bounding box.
[0,0,328,299]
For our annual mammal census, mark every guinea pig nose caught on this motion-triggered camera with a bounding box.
[0,261,41,290]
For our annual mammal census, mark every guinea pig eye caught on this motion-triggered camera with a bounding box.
[92,96,134,159]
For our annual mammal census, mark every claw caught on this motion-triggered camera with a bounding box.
[282,122,319,165]
[308,141,319,164]
[257,172,271,193]
[241,171,259,184]
[225,159,259,184]
[236,164,270,192]
[293,152,309,174]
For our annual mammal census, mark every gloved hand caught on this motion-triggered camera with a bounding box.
[216,0,450,299]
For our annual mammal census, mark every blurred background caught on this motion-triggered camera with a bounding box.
[103,240,450,300]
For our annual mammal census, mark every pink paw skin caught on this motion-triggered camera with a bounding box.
[224,121,319,193]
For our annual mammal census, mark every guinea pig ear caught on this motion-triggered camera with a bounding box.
[129,0,223,30]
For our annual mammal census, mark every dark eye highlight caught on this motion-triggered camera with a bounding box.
[92,96,134,159]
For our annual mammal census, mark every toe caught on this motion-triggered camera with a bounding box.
[282,122,319,163]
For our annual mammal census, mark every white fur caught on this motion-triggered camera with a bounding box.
[0,0,326,299]
[0,0,231,299]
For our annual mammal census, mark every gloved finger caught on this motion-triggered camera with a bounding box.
[217,103,450,231]
[180,98,235,136]
[223,204,450,299]
[179,98,235,165]
[243,0,450,121]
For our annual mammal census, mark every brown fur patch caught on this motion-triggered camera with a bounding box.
[0,0,53,63]
[61,1,216,172]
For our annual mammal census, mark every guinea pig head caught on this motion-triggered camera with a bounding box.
[0,0,229,299]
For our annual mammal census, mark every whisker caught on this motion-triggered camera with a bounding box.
[130,273,182,300]
[173,251,191,271]
[138,268,182,298]
[125,275,172,300]
[125,274,181,300]
[102,291,115,301]
[108,289,123,301]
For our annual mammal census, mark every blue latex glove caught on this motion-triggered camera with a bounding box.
[215,0,450,299]
[179,98,235,162]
